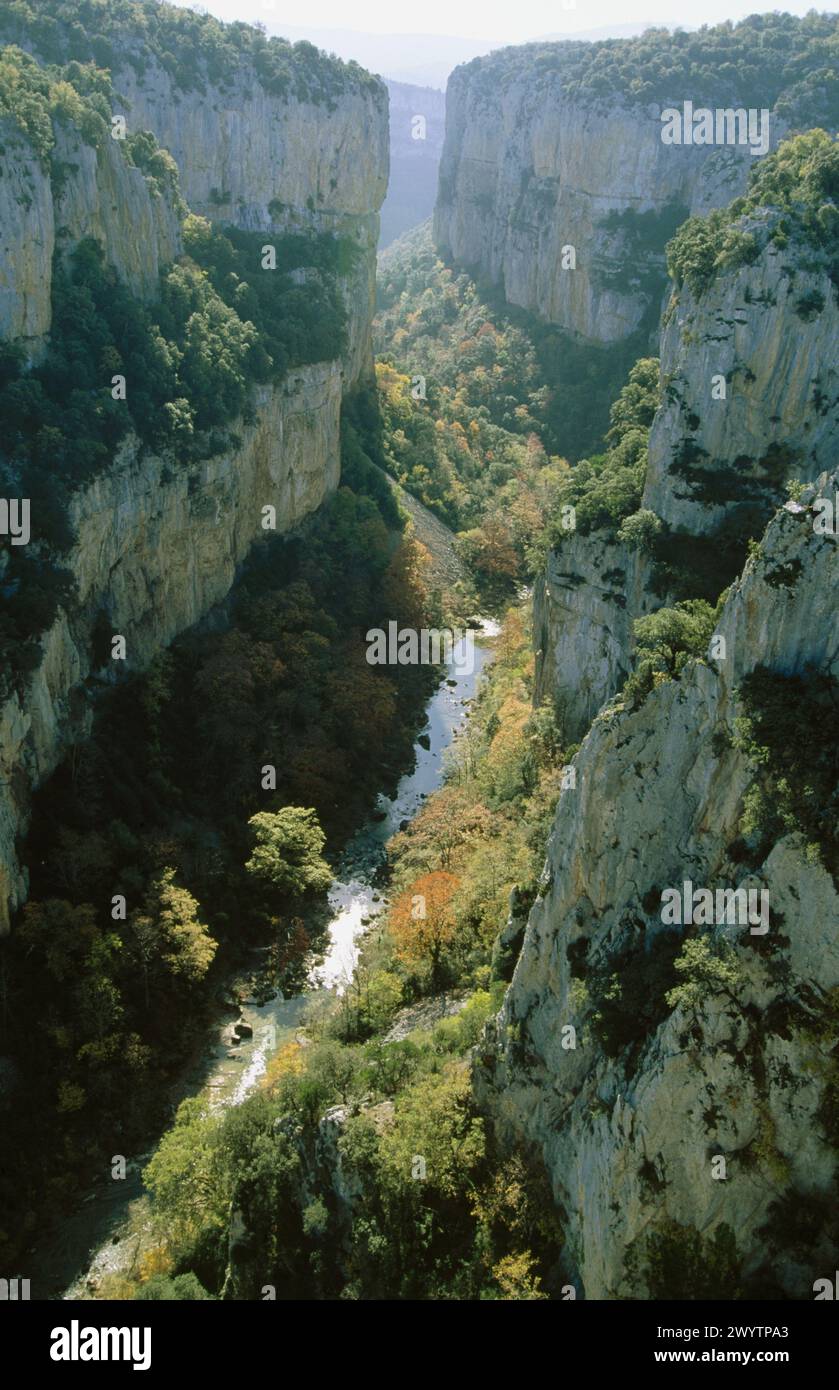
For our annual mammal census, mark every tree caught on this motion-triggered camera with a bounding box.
[193,630,285,811]
[245,808,332,900]
[490,1252,548,1300]
[143,1098,229,1256]
[666,937,744,1013]
[389,870,460,988]
[617,507,663,553]
[457,518,519,599]
[134,1272,213,1300]
[623,599,717,707]
[387,786,492,872]
[51,826,113,900]
[633,600,716,675]
[360,969,403,1034]
[17,899,99,983]
[128,869,216,1009]
[378,1063,485,1200]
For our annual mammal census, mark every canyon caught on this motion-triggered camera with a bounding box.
[432,31,839,1298]
[0,25,388,930]
[1,7,837,1305]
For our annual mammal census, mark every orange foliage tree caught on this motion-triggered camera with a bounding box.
[388,870,460,988]
[387,786,492,872]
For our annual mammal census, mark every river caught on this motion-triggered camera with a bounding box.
[30,619,498,1298]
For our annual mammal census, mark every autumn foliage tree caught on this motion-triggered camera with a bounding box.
[387,786,493,873]
[128,869,217,1009]
[456,517,520,604]
[388,870,460,989]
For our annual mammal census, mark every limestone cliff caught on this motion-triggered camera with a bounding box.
[479,469,839,1298]
[2,6,389,387]
[110,54,387,387]
[0,361,343,929]
[535,208,839,738]
[0,19,388,929]
[380,81,445,249]
[0,117,182,356]
[646,221,839,534]
[435,53,767,346]
[433,16,839,349]
[533,535,645,738]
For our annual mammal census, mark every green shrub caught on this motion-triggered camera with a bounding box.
[589,931,682,1059]
[550,358,659,542]
[667,131,839,300]
[622,599,716,708]
[650,507,770,604]
[627,1221,743,1300]
[665,936,745,1012]
[134,1272,214,1300]
[795,288,826,320]
[617,507,663,553]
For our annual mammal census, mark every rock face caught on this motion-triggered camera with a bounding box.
[0,118,182,357]
[0,364,342,928]
[646,228,839,534]
[113,55,388,387]
[533,537,645,738]
[0,27,389,930]
[435,57,772,346]
[114,57,387,225]
[478,469,839,1298]
[380,81,445,249]
[535,227,839,739]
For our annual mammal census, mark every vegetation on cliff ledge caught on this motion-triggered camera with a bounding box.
[0,217,351,693]
[457,14,839,125]
[0,453,436,1267]
[667,130,839,300]
[548,357,660,544]
[0,0,384,106]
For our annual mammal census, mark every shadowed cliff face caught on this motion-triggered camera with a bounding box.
[479,467,839,1299]
[380,81,445,250]
[0,364,344,929]
[0,31,390,930]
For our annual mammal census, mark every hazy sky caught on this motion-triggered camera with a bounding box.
[173,0,822,43]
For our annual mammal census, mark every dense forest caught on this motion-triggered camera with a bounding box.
[0,0,382,102]
[376,222,653,477]
[458,12,839,122]
[374,224,605,604]
[0,0,838,1323]
[0,404,439,1264]
[79,603,571,1301]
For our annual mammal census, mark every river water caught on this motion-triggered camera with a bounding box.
[31,620,498,1298]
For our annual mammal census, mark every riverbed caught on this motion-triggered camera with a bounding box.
[31,620,498,1298]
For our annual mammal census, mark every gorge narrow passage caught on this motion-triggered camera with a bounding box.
[30,616,498,1299]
